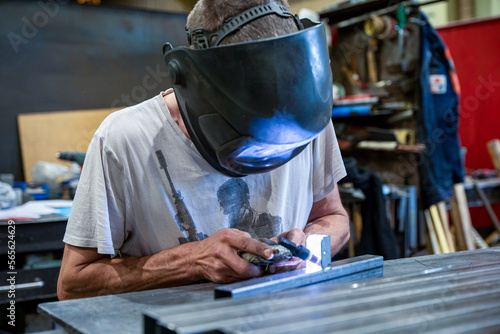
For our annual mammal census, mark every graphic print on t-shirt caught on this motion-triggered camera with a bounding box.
[155,150,208,244]
[217,179,282,239]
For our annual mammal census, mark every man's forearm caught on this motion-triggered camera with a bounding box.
[58,242,201,300]
[58,228,271,300]
[304,212,350,256]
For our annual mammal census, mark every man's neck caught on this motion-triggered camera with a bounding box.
[163,90,191,140]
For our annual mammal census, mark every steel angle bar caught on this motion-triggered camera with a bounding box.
[214,255,383,299]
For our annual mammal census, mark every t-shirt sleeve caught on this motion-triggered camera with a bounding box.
[63,134,128,256]
[311,121,346,202]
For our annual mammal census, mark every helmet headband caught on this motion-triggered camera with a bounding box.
[186,0,303,49]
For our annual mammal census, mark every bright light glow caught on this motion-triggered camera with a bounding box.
[306,234,327,272]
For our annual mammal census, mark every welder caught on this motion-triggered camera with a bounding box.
[57,0,349,300]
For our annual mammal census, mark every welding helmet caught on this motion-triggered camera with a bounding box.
[163,1,333,177]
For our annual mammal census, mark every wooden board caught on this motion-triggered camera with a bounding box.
[449,183,476,251]
[424,209,440,255]
[437,202,455,252]
[429,205,451,253]
[18,109,118,181]
[487,139,500,172]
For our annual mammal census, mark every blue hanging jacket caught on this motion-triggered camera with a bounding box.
[417,12,464,208]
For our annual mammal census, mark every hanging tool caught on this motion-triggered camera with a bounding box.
[366,38,379,83]
[396,2,406,59]
[56,151,86,166]
[241,237,326,267]
[364,15,396,40]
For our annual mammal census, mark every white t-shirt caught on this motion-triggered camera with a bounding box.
[63,91,346,257]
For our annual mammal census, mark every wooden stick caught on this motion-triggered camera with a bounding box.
[429,205,451,253]
[437,202,455,252]
[449,183,475,251]
[473,182,500,233]
[485,231,499,246]
[424,209,441,254]
[487,139,500,172]
[352,203,363,244]
[347,232,356,258]
[471,227,488,249]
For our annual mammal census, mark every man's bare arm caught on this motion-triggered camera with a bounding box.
[57,229,272,300]
[268,185,349,273]
[273,186,349,254]
[304,186,350,256]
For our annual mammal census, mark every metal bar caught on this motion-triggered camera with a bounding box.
[151,265,500,329]
[408,186,417,251]
[153,273,500,334]
[169,284,500,334]
[214,255,383,299]
[147,257,500,334]
[147,260,500,327]
[270,297,500,334]
[0,281,44,292]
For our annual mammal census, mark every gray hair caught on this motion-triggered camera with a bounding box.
[186,0,298,45]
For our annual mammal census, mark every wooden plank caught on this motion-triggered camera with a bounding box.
[345,205,355,258]
[487,139,500,172]
[429,205,451,253]
[485,231,499,246]
[449,183,475,251]
[424,209,441,255]
[352,203,363,244]
[437,202,455,252]
[471,228,488,249]
[18,108,118,181]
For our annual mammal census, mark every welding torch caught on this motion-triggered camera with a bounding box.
[241,237,321,267]
[278,237,321,266]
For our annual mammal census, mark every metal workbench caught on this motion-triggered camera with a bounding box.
[0,215,67,304]
[38,248,500,333]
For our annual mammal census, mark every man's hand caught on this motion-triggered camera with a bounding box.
[268,228,307,274]
[58,228,271,300]
[191,228,272,283]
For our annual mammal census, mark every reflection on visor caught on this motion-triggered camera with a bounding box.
[233,137,311,159]
[217,136,310,174]
[236,145,295,162]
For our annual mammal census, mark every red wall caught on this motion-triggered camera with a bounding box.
[437,17,500,227]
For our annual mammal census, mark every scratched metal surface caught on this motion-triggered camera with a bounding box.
[38,248,500,334]
[147,248,500,334]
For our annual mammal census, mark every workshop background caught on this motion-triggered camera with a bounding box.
[0,0,500,332]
